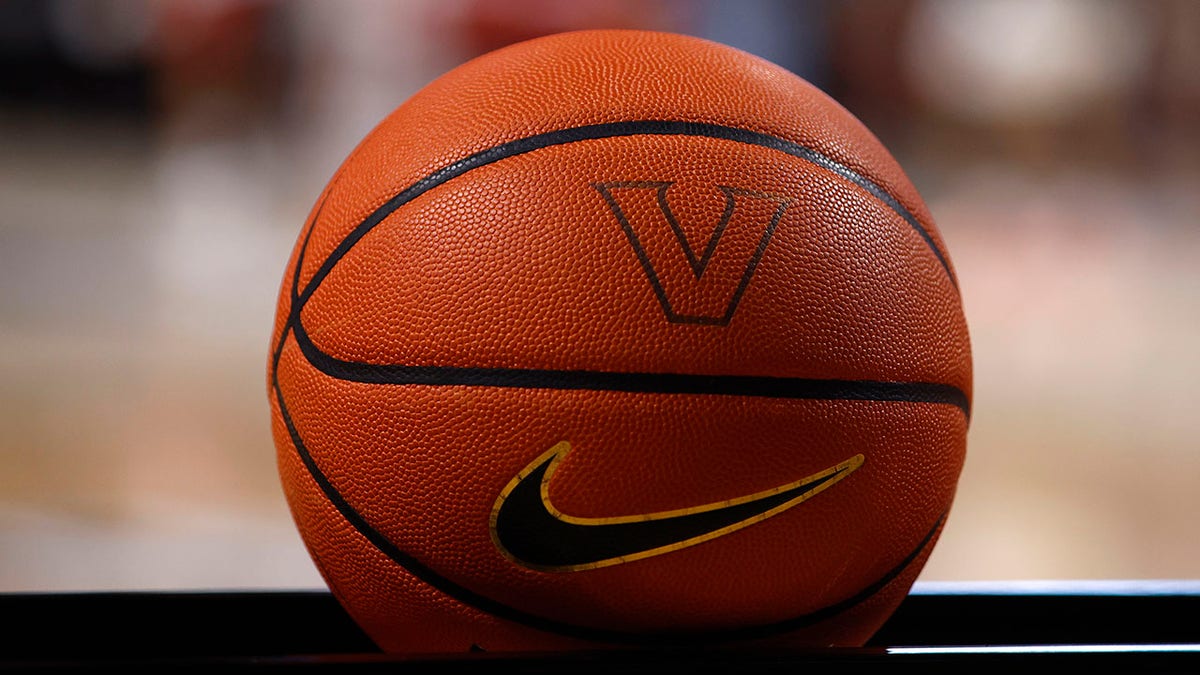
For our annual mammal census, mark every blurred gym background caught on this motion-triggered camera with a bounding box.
[1,0,1196,591]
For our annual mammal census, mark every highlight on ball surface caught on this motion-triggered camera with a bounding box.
[268,29,971,653]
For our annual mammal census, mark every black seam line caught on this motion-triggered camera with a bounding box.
[276,368,943,646]
[271,189,330,380]
[291,318,970,418]
[294,120,957,314]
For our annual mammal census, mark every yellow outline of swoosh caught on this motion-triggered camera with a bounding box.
[489,441,864,572]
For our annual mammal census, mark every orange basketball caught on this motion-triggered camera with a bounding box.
[268,29,971,653]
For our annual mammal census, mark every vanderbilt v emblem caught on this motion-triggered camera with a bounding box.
[594,181,791,325]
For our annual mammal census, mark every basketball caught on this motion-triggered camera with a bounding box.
[268,29,971,653]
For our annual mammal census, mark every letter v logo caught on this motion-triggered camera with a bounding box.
[595,182,791,325]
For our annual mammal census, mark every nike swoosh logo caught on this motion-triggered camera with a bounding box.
[490,442,864,572]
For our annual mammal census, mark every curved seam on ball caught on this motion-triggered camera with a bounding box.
[294,120,958,315]
[274,368,946,647]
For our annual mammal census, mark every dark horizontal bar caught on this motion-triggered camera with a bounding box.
[291,320,970,417]
[2,587,1198,671]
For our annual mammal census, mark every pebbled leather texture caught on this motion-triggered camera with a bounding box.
[269,29,971,653]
